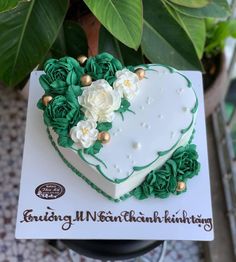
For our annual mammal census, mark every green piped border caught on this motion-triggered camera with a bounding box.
[47,127,196,202]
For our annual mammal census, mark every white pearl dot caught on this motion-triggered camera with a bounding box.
[114,164,118,169]
[126,155,132,159]
[140,105,145,110]
[132,142,141,150]
[176,88,184,95]
[158,114,164,119]
[117,168,121,173]
[183,107,189,112]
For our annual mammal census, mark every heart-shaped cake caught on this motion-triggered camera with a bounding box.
[37,52,200,202]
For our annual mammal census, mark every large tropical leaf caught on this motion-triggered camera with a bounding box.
[169,0,210,8]
[51,21,88,59]
[99,26,144,66]
[0,0,19,13]
[166,0,230,18]
[0,0,69,87]
[142,0,202,70]
[83,0,143,49]
[165,3,206,59]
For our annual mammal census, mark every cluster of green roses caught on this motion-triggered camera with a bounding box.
[133,144,200,199]
[37,53,124,150]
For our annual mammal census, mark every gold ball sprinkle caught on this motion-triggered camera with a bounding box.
[77,55,87,65]
[97,131,111,144]
[80,74,92,86]
[135,68,145,80]
[42,95,53,106]
[176,181,186,192]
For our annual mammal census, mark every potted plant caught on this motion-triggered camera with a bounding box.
[0,0,232,110]
[202,18,236,117]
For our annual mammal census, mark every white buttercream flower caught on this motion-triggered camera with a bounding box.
[70,120,98,148]
[113,69,140,101]
[78,80,121,122]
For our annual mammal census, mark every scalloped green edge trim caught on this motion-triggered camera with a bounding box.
[47,127,196,202]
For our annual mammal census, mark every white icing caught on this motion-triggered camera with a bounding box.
[78,80,121,122]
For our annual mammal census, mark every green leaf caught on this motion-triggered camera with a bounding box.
[142,0,202,70]
[97,122,112,132]
[83,0,143,49]
[168,0,210,8]
[99,26,144,66]
[51,20,88,59]
[0,0,69,87]
[0,0,19,13]
[165,3,206,59]
[166,0,231,18]
[205,20,236,55]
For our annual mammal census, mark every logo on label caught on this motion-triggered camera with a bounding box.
[35,182,65,200]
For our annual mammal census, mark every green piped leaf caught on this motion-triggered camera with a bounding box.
[97,122,112,132]
[116,98,131,113]
[58,135,74,148]
[84,141,103,155]
[84,0,143,49]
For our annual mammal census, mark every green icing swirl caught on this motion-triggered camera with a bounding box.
[132,144,200,200]
[84,52,123,85]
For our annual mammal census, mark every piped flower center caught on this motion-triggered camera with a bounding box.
[81,127,89,135]
[124,79,132,88]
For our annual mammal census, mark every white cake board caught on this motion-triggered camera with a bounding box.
[15,71,213,240]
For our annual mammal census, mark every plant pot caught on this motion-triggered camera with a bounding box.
[204,53,227,118]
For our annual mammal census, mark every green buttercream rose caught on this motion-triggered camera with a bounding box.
[172,144,200,180]
[39,57,84,95]
[133,144,200,200]
[43,95,83,147]
[133,160,177,200]
[84,52,123,85]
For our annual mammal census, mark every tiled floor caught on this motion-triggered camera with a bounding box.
[0,85,204,261]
